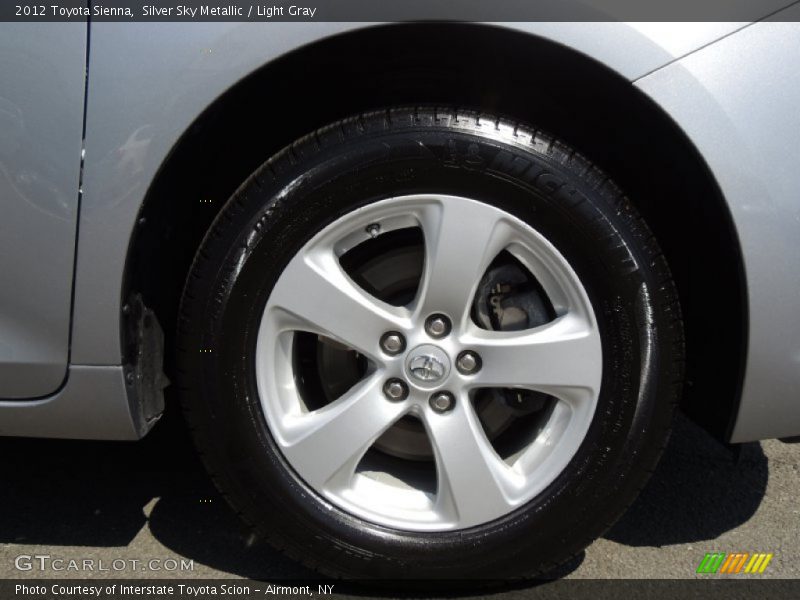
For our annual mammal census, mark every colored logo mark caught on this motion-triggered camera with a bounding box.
[696,552,774,574]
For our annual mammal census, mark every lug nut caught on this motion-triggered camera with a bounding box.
[456,351,482,375]
[383,379,409,401]
[429,391,455,414]
[380,331,406,356]
[425,314,451,338]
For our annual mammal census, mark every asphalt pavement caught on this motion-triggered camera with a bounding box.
[1,405,798,588]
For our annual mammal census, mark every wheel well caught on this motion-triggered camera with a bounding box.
[126,23,746,441]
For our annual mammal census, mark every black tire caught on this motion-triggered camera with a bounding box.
[176,107,684,580]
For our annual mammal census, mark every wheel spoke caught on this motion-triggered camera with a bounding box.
[464,314,602,402]
[268,247,408,357]
[415,198,510,326]
[424,396,517,524]
[279,376,408,490]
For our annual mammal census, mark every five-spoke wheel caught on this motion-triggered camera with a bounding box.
[256,194,602,530]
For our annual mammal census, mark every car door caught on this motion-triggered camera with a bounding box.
[0,22,86,398]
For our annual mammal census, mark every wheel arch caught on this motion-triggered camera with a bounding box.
[123,22,746,441]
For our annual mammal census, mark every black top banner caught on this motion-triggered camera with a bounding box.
[3,0,800,22]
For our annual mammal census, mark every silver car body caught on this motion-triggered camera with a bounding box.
[1,14,799,442]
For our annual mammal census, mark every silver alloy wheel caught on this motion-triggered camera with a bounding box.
[255,194,602,531]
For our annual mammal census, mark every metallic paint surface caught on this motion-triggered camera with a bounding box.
[0,366,139,439]
[0,22,86,398]
[635,11,800,441]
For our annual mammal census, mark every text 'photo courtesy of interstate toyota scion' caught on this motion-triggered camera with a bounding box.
[1,8,800,587]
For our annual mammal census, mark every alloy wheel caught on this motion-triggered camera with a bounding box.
[255,194,602,531]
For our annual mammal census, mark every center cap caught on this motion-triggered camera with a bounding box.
[405,344,451,387]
